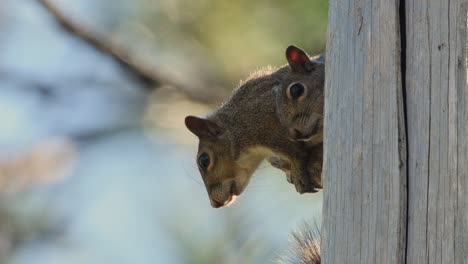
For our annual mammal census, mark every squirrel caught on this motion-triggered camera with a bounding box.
[266,45,325,189]
[184,45,325,208]
[275,46,325,144]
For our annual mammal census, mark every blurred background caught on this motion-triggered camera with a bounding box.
[0,0,327,263]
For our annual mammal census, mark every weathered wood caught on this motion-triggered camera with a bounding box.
[324,0,468,262]
[405,1,468,263]
[322,0,407,263]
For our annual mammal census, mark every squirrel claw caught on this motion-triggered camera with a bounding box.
[294,176,322,193]
[286,173,294,184]
[294,180,319,194]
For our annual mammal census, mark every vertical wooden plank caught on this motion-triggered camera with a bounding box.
[322,0,407,263]
[455,9,468,264]
[405,0,468,263]
[454,4,468,264]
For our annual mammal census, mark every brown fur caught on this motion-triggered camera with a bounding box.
[275,53,325,144]
[272,46,325,191]
[185,45,324,208]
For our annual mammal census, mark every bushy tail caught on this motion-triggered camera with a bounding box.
[278,224,321,264]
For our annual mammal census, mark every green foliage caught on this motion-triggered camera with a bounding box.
[136,0,328,83]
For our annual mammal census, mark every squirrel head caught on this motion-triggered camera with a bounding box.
[275,45,325,143]
[185,116,253,208]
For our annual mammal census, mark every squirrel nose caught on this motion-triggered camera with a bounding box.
[289,128,304,140]
[210,199,224,208]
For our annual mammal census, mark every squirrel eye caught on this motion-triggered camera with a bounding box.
[198,153,210,168]
[287,82,306,100]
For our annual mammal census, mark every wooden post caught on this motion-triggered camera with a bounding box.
[322,0,467,263]
[405,1,468,263]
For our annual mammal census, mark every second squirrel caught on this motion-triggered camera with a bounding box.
[272,45,325,189]
[275,45,325,146]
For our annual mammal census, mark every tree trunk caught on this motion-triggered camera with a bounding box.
[322,0,467,263]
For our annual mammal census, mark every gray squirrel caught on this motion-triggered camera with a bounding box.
[275,46,325,144]
[184,45,324,262]
[184,45,325,207]
[268,45,325,190]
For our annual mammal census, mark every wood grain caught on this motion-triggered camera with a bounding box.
[323,0,467,263]
[322,0,407,263]
[405,1,468,263]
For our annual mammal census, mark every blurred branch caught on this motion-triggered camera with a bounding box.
[38,0,227,104]
[37,0,187,92]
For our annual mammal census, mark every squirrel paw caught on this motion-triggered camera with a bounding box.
[286,172,294,184]
[295,184,319,194]
[293,178,320,194]
[292,171,322,194]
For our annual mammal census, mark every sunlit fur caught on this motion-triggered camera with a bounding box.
[278,224,321,264]
[196,135,261,207]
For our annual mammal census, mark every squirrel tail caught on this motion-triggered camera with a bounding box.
[278,223,321,264]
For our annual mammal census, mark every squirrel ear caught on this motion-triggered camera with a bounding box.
[285,45,314,73]
[185,115,224,139]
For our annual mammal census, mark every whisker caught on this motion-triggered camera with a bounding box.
[182,166,203,187]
